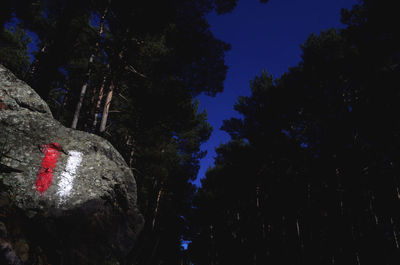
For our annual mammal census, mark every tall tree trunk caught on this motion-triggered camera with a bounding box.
[125,135,135,168]
[296,218,304,249]
[92,68,109,129]
[99,80,114,133]
[71,5,109,129]
[71,54,94,129]
[391,217,399,249]
[152,186,164,229]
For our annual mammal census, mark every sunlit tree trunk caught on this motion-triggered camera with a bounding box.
[296,218,304,249]
[391,217,399,249]
[71,55,94,129]
[71,5,109,129]
[152,186,164,229]
[99,80,114,132]
[92,68,109,129]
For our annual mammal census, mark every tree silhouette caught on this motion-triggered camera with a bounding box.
[190,1,400,264]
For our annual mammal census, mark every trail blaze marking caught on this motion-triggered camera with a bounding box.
[57,151,83,203]
[0,96,6,110]
[36,143,62,194]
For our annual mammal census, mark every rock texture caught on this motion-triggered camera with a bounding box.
[0,65,144,264]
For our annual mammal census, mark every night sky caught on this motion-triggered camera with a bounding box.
[195,0,358,187]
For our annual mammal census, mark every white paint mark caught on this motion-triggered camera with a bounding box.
[57,151,82,204]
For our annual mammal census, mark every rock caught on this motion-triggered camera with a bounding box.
[0,239,23,265]
[0,65,144,264]
[14,240,29,262]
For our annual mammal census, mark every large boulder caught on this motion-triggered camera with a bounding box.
[0,65,144,264]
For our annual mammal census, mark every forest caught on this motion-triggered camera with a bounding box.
[1,0,399,264]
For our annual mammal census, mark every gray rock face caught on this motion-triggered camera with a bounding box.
[0,65,144,264]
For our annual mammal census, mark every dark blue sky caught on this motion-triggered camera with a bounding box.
[195,0,358,186]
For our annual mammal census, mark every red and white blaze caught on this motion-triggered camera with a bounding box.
[57,150,83,203]
[36,143,62,194]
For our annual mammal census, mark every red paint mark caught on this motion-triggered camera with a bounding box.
[0,97,5,110]
[36,143,62,194]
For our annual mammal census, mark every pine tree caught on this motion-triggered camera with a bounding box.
[0,23,30,80]
[190,1,400,264]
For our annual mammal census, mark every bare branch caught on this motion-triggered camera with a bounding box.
[125,65,147,78]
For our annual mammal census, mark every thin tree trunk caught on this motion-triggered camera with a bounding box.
[71,5,109,129]
[256,185,260,208]
[91,4,110,129]
[152,186,164,229]
[355,252,361,265]
[126,135,135,168]
[129,147,135,168]
[92,69,108,128]
[71,56,95,129]
[99,80,114,132]
[391,217,399,248]
[296,218,304,249]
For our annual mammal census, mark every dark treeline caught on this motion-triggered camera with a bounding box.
[1,0,399,264]
[189,0,400,264]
